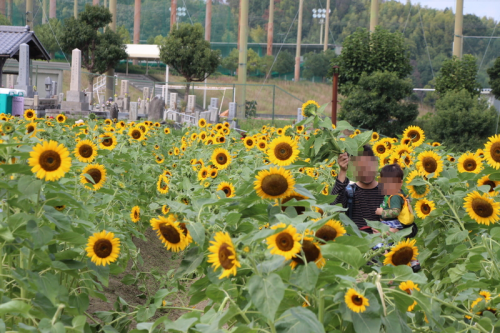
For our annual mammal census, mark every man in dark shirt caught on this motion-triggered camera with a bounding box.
[331,145,384,233]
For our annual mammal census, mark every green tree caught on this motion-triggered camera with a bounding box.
[246,49,261,74]
[159,23,221,102]
[487,56,500,100]
[303,50,336,80]
[221,48,261,75]
[435,55,481,97]
[60,5,128,102]
[332,27,412,96]
[274,50,294,75]
[0,13,10,25]
[117,25,131,44]
[153,35,167,45]
[222,48,238,75]
[34,18,63,57]
[339,71,418,137]
[427,89,497,151]
[250,25,266,43]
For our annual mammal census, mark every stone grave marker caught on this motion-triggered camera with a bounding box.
[169,93,178,110]
[148,96,164,121]
[129,102,138,121]
[228,102,236,121]
[139,99,145,114]
[297,108,304,122]
[6,74,15,89]
[14,44,33,97]
[209,106,218,123]
[110,103,119,120]
[120,80,129,97]
[210,97,219,109]
[44,77,52,98]
[62,49,89,111]
[187,95,196,113]
[143,87,150,100]
[51,81,58,98]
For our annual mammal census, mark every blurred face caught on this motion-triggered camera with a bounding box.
[352,155,378,184]
[379,176,403,195]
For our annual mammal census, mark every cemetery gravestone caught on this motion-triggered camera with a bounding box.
[228,102,236,121]
[148,97,164,121]
[187,95,196,113]
[169,93,178,110]
[14,44,33,98]
[129,102,138,121]
[62,49,89,111]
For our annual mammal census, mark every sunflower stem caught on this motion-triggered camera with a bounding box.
[483,236,500,277]
[317,288,325,324]
[268,320,277,333]
[432,185,473,247]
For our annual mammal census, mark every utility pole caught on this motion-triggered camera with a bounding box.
[267,0,274,56]
[42,0,47,23]
[370,0,378,32]
[1,0,6,17]
[7,0,12,21]
[109,0,116,30]
[453,0,464,58]
[106,0,117,101]
[205,0,212,41]
[294,0,304,83]
[332,65,339,125]
[170,0,177,31]
[324,0,330,51]
[26,0,33,29]
[74,0,78,18]
[236,0,249,119]
[133,0,141,65]
[49,0,56,18]
[92,0,98,5]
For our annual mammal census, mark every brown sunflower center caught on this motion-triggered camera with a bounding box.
[216,153,228,165]
[292,240,320,265]
[85,168,102,184]
[281,195,305,214]
[93,239,113,258]
[421,157,437,173]
[159,223,181,244]
[79,144,93,158]
[39,150,62,172]
[376,145,386,154]
[27,111,34,118]
[471,198,494,218]
[404,289,412,296]
[102,138,113,146]
[483,180,497,192]
[407,131,420,142]
[27,125,35,133]
[57,116,63,121]
[490,142,500,162]
[222,186,232,197]
[274,142,293,161]
[179,222,188,236]
[134,210,139,219]
[55,205,65,211]
[218,243,235,270]
[316,225,337,242]
[261,174,289,197]
[259,142,266,148]
[275,232,294,251]
[202,171,207,177]
[463,158,477,171]
[246,139,254,146]
[351,295,364,306]
[132,130,141,139]
[391,246,414,266]
[421,203,430,214]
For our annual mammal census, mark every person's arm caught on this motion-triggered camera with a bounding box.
[331,153,350,207]
[379,196,403,219]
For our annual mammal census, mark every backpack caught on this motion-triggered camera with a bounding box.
[388,193,415,226]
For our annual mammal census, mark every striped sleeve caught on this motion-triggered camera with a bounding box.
[331,177,349,208]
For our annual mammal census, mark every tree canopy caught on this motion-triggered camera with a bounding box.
[435,55,481,97]
[159,23,221,101]
[34,18,63,56]
[487,56,500,100]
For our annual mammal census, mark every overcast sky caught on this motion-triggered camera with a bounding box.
[394,0,500,21]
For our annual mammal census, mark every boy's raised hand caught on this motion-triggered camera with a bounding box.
[338,152,349,172]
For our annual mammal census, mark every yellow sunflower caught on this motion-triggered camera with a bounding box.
[457,152,482,174]
[157,174,169,194]
[344,289,369,313]
[85,230,120,266]
[290,238,325,269]
[477,175,500,193]
[301,100,320,117]
[405,170,430,199]
[28,140,72,181]
[483,134,500,169]
[447,155,456,162]
[254,167,295,200]
[403,126,425,147]
[244,137,255,149]
[370,132,380,142]
[415,199,435,219]
[217,182,235,198]
[475,149,485,160]
[130,206,140,223]
[26,122,37,136]
[198,167,210,181]
[56,114,66,123]
[211,148,232,170]
[74,139,98,163]
[267,136,300,166]
[373,141,388,157]
[162,205,170,215]
[54,205,65,211]
[150,215,189,252]
[432,142,441,147]
[257,140,268,151]
[384,239,419,267]
[99,132,117,150]
[464,191,500,225]
[210,169,218,178]
[129,127,145,141]
[164,127,171,134]
[416,151,443,178]
[266,222,302,260]
[395,145,413,157]
[399,281,420,311]
[80,164,107,191]
[24,109,36,120]
[208,231,241,279]
[315,220,346,243]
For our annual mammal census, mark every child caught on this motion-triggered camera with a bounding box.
[375,164,406,232]
[375,163,420,272]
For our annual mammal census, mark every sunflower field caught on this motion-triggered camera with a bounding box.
[2,103,500,333]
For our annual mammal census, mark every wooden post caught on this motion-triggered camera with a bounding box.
[170,0,177,31]
[133,0,141,65]
[370,0,378,32]
[74,0,78,18]
[266,0,274,56]
[332,65,339,125]
[1,0,7,17]
[324,0,330,51]
[236,0,248,119]
[205,0,211,41]
[49,0,56,18]
[294,0,304,83]
[26,0,33,29]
